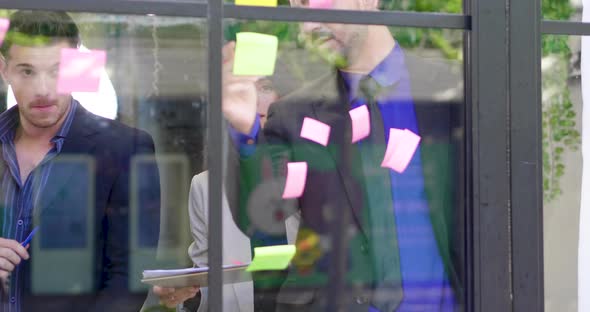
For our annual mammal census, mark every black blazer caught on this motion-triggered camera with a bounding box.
[227,68,463,311]
[227,72,406,312]
[0,103,161,311]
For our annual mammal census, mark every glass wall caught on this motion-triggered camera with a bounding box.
[0,10,206,311]
[0,0,549,311]
[223,15,466,310]
[543,0,581,22]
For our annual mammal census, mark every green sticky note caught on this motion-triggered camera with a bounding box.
[246,245,296,272]
[235,0,277,6]
[233,32,279,76]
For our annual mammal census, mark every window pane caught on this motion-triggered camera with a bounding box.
[0,10,206,310]
[542,0,580,21]
[542,34,582,311]
[223,18,466,311]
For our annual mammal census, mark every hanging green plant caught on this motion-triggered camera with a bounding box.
[541,0,579,202]
[542,35,581,202]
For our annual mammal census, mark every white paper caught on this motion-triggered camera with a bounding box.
[143,267,208,279]
[142,264,248,279]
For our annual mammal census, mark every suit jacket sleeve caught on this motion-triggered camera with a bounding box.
[225,103,293,238]
[188,172,209,268]
[186,172,210,312]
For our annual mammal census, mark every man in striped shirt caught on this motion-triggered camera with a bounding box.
[0,10,161,311]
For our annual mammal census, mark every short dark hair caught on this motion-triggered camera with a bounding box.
[0,10,80,58]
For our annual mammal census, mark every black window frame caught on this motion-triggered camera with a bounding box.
[0,0,557,310]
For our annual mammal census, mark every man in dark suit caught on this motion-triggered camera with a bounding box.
[0,10,161,311]
[222,0,460,311]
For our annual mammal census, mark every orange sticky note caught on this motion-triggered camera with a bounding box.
[282,162,308,199]
[235,0,277,6]
[381,128,421,173]
[300,117,331,146]
[309,0,332,9]
[349,105,370,143]
[0,19,9,46]
[57,48,106,94]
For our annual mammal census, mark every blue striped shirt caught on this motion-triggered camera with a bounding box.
[0,99,78,312]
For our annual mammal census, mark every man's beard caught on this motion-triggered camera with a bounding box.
[299,31,349,68]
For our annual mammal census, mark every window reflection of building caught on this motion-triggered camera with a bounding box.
[31,155,95,295]
[6,44,118,120]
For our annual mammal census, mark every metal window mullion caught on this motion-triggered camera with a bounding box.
[541,20,590,35]
[462,19,475,312]
[0,0,207,17]
[207,0,223,310]
[510,0,544,310]
[470,0,512,310]
[224,5,470,29]
[462,1,474,312]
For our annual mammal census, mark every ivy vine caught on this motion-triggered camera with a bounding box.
[541,0,580,202]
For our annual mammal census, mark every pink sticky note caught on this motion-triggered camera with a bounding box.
[381,128,404,167]
[0,19,9,46]
[282,162,308,199]
[349,105,370,143]
[300,117,331,146]
[309,0,332,9]
[57,48,106,94]
[381,128,421,173]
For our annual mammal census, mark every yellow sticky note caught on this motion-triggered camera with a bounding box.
[233,32,279,76]
[246,245,296,272]
[235,0,277,6]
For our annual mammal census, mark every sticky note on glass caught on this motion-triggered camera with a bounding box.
[235,0,277,6]
[282,162,307,199]
[57,48,106,94]
[309,0,332,9]
[0,19,9,46]
[349,105,370,143]
[246,245,296,272]
[381,128,421,173]
[381,128,404,165]
[233,32,278,76]
[300,117,331,146]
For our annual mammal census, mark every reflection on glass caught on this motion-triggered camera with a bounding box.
[32,155,95,295]
[542,0,580,21]
[222,13,464,310]
[6,44,119,120]
[249,0,463,13]
[0,9,206,311]
[542,34,582,312]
